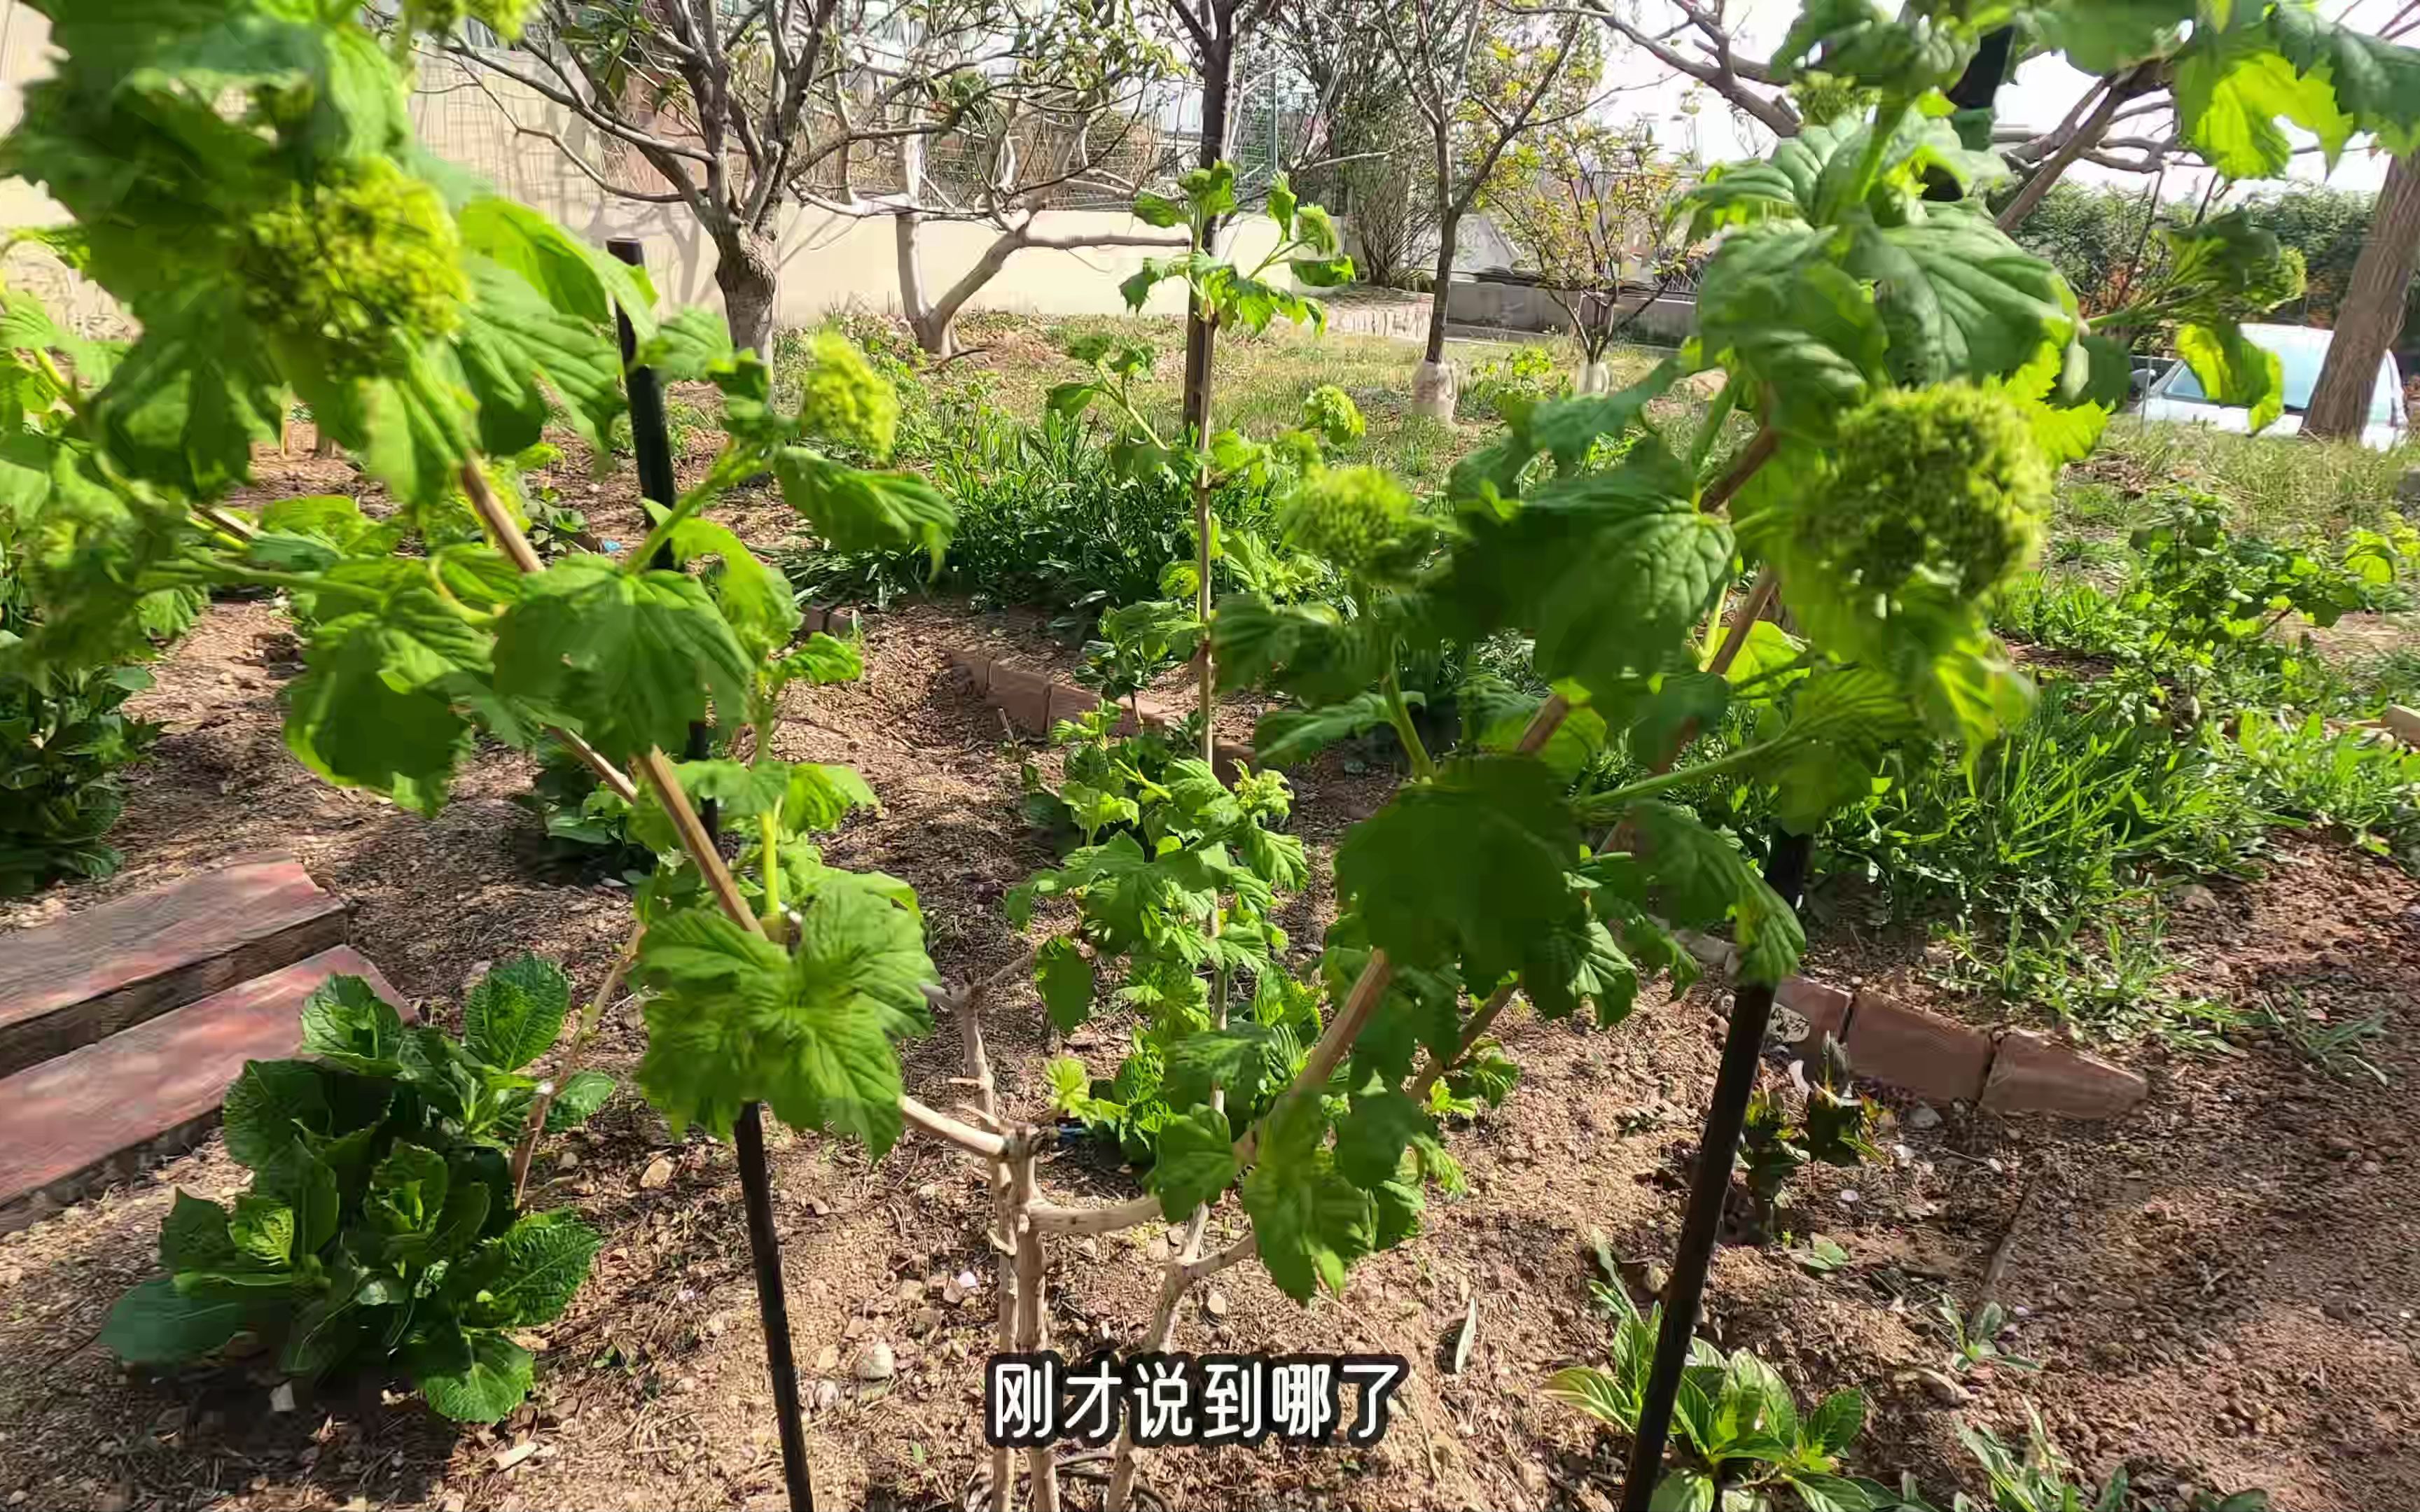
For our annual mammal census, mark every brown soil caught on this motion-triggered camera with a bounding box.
[6,455,2420,1512]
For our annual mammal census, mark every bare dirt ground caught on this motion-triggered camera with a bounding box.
[6,449,2420,1512]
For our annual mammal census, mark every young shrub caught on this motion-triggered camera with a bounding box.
[101,962,611,1422]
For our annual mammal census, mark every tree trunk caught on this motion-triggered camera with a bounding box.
[1423,207,1460,363]
[1181,29,1235,444]
[894,211,954,357]
[2305,153,2420,441]
[715,226,779,357]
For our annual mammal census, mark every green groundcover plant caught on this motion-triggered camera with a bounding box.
[101,962,613,1422]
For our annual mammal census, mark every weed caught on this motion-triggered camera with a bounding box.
[1935,1298,2040,1376]
[2253,990,2389,1084]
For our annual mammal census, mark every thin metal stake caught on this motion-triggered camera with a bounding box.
[610,237,810,1512]
[1618,830,1814,1512]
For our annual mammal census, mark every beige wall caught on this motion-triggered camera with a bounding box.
[0,9,1274,336]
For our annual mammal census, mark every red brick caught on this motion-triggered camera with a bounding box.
[1049,682,1109,729]
[825,608,863,638]
[1775,975,1851,1046]
[1982,1028,2148,1119]
[0,947,401,1226]
[798,604,829,634]
[945,646,992,694]
[0,855,345,1079]
[1842,992,1994,1104]
[1212,740,1256,780]
[987,664,1052,734]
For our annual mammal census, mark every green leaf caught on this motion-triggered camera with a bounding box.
[1440,440,1733,699]
[1034,934,1097,1033]
[1371,1171,1424,1248]
[492,555,753,764]
[2264,6,2420,158]
[1807,1388,1865,1452]
[2034,1,2190,76]
[455,197,655,340]
[1543,1364,1635,1427]
[667,515,801,660]
[298,974,405,1074]
[1523,915,1639,1026]
[773,448,955,570]
[406,1324,536,1423]
[1164,1023,1277,1107]
[543,1070,615,1133]
[1146,1105,1236,1219]
[367,1141,451,1238]
[88,285,280,498]
[1694,226,1884,439]
[783,763,879,832]
[1647,1469,1716,1512]
[1600,804,1804,983]
[1291,256,1355,289]
[1253,690,1410,768]
[284,583,488,816]
[254,1142,342,1256]
[221,1060,328,1168]
[1335,757,1583,984]
[455,257,625,457]
[634,894,934,1156]
[226,1194,295,1265]
[464,954,572,1072]
[632,306,736,383]
[1241,1098,1375,1301]
[2177,34,2354,179]
[102,1277,250,1364]
[1333,1089,1431,1189]
[450,1211,602,1328]
[2176,321,2285,432]
[1847,209,2079,386]
[1132,190,1188,228]
[159,1191,239,1272]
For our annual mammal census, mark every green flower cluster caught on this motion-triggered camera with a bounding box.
[237,158,466,381]
[1277,465,1412,573]
[1792,383,2049,599]
[797,330,900,461]
[1298,384,1365,446]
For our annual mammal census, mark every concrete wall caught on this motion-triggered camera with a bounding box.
[0,15,1286,335]
[1446,275,1695,346]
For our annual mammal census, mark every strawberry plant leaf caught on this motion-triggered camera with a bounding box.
[1145,1104,1236,1219]
[463,954,572,1072]
[633,895,934,1156]
[1335,756,1583,984]
[1034,934,1096,1032]
[492,556,753,764]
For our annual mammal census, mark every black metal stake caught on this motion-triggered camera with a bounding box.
[1618,829,1815,1512]
[610,238,812,1512]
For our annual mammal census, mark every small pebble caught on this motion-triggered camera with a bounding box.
[854,1341,897,1382]
[639,1155,673,1190]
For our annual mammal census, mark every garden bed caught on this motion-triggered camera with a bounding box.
[7,539,2420,1510]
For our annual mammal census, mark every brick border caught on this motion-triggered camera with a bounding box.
[1678,929,2146,1119]
[938,638,2143,1120]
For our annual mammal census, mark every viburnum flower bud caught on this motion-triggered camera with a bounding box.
[1298,384,1365,446]
[1276,465,1412,573]
[1791,383,2050,600]
[796,331,900,461]
[237,157,466,381]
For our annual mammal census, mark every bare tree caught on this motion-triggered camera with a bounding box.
[1382,0,1601,414]
[1484,115,1688,383]
[838,4,1198,354]
[2304,153,2420,439]
[441,0,1016,352]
